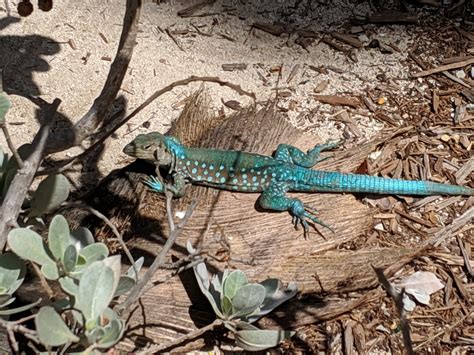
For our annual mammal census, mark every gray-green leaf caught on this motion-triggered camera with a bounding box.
[247,281,298,323]
[221,295,232,318]
[59,276,78,296]
[0,297,42,316]
[193,262,223,319]
[62,245,78,273]
[76,261,115,325]
[235,329,295,351]
[7,228,53,266]
[29,174,70,217]
[0,253,25,291]
[41,261,59,280]
[1,144,31,197]
[96,319,124,348]
[223,270,248,300]
[0,93,11,124]
[36,306,79,346]
[103,255,121,296]
[70,227,94,248]
[231,284,265,318]
[126,256,144,280]
[79,243,109,264]
[48,215,71,260]
[114,276,135,297]
[0,295,14,308]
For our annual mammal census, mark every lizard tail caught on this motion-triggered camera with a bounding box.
[303,170,474,196]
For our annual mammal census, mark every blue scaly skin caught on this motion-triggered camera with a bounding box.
[123,132,473,235]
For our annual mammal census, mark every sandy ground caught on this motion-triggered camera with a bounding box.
[0,0,434,181]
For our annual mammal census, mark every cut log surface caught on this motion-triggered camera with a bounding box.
[60,92,418,350]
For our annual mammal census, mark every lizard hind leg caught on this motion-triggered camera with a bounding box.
[289,200,334,237]
[273,141,343,168]
[257,183,334,237]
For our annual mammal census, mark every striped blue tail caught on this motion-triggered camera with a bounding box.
[300,170,473,196]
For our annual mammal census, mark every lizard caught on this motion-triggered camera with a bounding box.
[123,131,474,235]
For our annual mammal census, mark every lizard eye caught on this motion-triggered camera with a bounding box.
[143,144,153,150]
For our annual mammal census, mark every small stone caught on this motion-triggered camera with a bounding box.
[455,69,466,79]
[175,211,186,219]
[374,223,385,231]
[358,34,369,42]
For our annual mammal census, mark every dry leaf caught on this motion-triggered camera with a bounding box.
[395,271,444,311]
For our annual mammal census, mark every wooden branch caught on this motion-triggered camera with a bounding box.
[65,202,137,279]
[57,76,256,171]
[411,58,474,78]
[116,192,197,313]
[367,12,418,24]
[0,99,61,249]
[426,206,474,247]
[313,94,361,108]
[147,319,223,353]
[177,0,215,17]
[45,0,142,153]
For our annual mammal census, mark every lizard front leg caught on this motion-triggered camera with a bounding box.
[144,172,188,198]
[257,182,333,237]
[273,141,342,168]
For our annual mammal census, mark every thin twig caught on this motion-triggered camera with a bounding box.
[0,98,61,249]
[1,124,24,169]
[425,206,474,247]
[412,58,474,78]
[3,0,10,16]
[64,202,138,280]
[372,266,414,355]
[116,191,197,314]
[145,257,204,292]
[0,317,40,353]
[31,263,55,300]
[50,76,256,175]
[413,311,472,351]
[147,318,223,353]
[165,27,185,52]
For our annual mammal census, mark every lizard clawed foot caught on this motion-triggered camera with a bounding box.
[143,175,184,197]
[143,175,165,193]
[290,200,335,237]
[308,140,344,163]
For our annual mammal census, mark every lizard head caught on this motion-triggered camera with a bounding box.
[123,132,179,167]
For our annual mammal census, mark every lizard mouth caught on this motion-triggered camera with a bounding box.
[122,143,134,156]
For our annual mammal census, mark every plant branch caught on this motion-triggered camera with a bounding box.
[65,202,137,280]
[52,76,256,174]
[0,98,61,249]
[0,317,40,353]
[31,263,55,300]
[44,0,142,153]
[116,190,197,314]
[146,318,223,353]
[1,123,24,169]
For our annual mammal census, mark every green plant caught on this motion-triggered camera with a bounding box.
[6,215,143,350]
[188,242,297,351]
[0,93,70,216]
[0,252,42,315]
